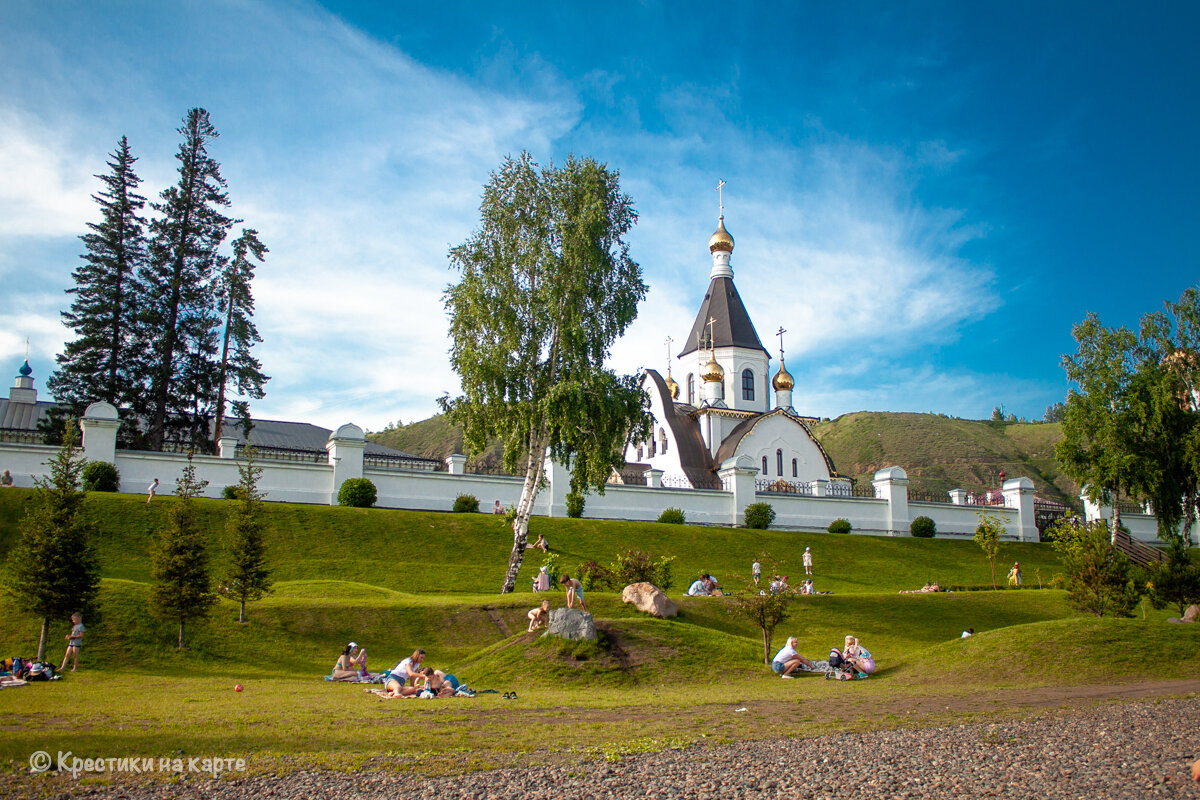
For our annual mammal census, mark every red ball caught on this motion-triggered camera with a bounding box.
[234,683,244,692]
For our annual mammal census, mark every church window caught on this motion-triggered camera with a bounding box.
[687,373,695,404]
[649,436,657,457]
[742,369,755,401]
[761,456,768,475]
[776,449,783,476]
[659,427,668,454]
[792,458,798,478]
[636,444,643,460]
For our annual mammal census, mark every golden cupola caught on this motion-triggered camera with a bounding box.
[772,358,794,391]
[700,356,725,383]
[708,216,734,253]
[664,369,680,400]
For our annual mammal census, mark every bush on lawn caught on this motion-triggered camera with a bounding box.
[828,518,852,534]
[910,516,936,538]
[338,478,377,508]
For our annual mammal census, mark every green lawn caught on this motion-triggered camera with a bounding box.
[1,489,1196,782]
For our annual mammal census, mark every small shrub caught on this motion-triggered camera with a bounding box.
[453,494,480,513]
[658,507,685,525]
[910,516,936,538]
[828,518,852,534]
[337,478,377,508]
[744,502,776,530]
[565,491,585,518]
[222,485,245,500]
[611,548,676,591]
[81,460,120,492]
[577,560,613,591]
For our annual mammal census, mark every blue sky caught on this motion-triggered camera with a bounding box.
[2,1,1197,432]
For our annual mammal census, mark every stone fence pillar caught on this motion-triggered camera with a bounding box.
[446,453,467,475]
[80,402,119,465]
[872,466,909,536]
[1002,477,1039,542]
[326,423,365,505]
[949,489,968,505]
[218,436,239,459]
[645,468,664,488]
[542,454,570,518]
[718,454,759,527]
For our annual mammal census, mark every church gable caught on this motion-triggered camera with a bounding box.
[714,409,838,482]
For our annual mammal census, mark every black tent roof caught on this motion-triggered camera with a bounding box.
[677,276,769,359]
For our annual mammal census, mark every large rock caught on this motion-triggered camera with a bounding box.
[621,582,679,619]
[546,607,596,641]
[1167,604,1199,624]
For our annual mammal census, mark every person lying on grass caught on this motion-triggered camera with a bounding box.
[424,668,457,697]
[899,582,941,594]
[771,636,817,679]
[528,599,551,631]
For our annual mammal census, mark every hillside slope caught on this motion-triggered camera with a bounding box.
[812,412,1076,505]
[372,411,1076,505]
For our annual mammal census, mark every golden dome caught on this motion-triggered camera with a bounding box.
[772,359,794,391]
[708,216,734,253]
[664,371,680,400]
[700,356,725,383]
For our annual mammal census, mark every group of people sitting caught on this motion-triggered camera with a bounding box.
[772,634,875,681]
[330,643,467,698]
[686,574,723,596]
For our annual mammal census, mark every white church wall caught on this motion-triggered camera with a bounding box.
[735,416,832,483]
[584,483,730,525]
[0,444,61,488]
[113,450,332,504]
[909,502,1020,539]
[369,468,528,514]
[765,493,890,533]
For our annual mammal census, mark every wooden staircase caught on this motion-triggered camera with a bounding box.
[1112,529,1166,570]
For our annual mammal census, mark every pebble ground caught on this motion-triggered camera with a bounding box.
[24,697,1200,799]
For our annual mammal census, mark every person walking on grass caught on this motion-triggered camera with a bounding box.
[752,559,761,587]
[59,612,84,673]
[561,574,587,612]
[147,477,159,504]
[771,636,815,679]
[803,546,813,575]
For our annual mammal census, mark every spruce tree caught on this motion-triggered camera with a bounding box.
[48,137,147,433]
[150,454,214,648]
[142,108,235,451]
[220,446,272,623]
[213,228,269,444]
[7,423,101,660]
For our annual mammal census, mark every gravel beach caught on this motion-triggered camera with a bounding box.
[25,696,1200,800]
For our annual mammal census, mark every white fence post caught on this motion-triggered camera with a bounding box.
[218,436,239,459]
[1002,477,1039,542]
[949,489,967,505]
[872,466,909,536]
[543,454,570,518]
[718,454,759,527]
[326,423,365,505]
[80,402,120,464]
[646,468,664,488]
[446,453,466,475]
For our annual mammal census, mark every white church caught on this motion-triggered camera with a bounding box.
[623,209,850,492]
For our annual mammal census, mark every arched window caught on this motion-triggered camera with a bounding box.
[776,449,784,476]
[742,369,755,401]
[792,458,798,478]
[761,456,768,475]
[659,427,668,454]
[687,374,695,405]
[648,436,657,457]
[636,444,643,460]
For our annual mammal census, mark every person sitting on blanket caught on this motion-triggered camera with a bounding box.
[532,566,551,593]
[842,635,875,675]
[771,636,816,678]
[424,668,457,698]
[385,648,426,692]
[687,577,710,596]
[528,599,551,631]
[331,642,368,680]
[704,575,724,596]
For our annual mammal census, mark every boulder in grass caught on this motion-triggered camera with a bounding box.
[621,582,679,619]
[1166,604,1199,624]
[546,608,596,641]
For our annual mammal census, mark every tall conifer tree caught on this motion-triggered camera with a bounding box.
[49,137,147,431]
[213,228,269,444]
[150,454,214,649]
[142,108,234,451]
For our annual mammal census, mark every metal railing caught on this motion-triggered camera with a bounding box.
[908,489,951,504]
[0,428,48,445]
[363,453,441,472]
[755,478,814,496]
[237,444,327,464]
[827,483,878,499]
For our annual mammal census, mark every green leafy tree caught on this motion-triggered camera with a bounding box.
[727,559,790,664]
[1146,538,1200,617]
[151,454,214,648]
[219,447,271,623]
[48,136,148,438]
[1049,517,1141,617]
[6,423,101,660]
[973,512,1004,589]
[441,152,651,593]
[212,228,269,444]
[142,108,235,451]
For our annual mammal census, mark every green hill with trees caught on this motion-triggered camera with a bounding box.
[371,411,1077,505]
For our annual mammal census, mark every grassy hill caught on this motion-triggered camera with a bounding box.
[812,412,1076,505]
[371,410,1076,505]
[1,489,1196,773]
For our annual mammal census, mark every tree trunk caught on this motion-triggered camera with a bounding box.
[238,599,246,624]
[501,438,549,593]
[990,559,997,590]
[178,618,186,650]
[1111,482,1122,544]
[762,628,771,665]
[37,617,49,662]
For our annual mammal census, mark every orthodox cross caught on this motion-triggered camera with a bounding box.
[707,316,718,353]
[715,179,726,215]
[776,326,787,359]
[25,336,30,360]
[664,336,674,369]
